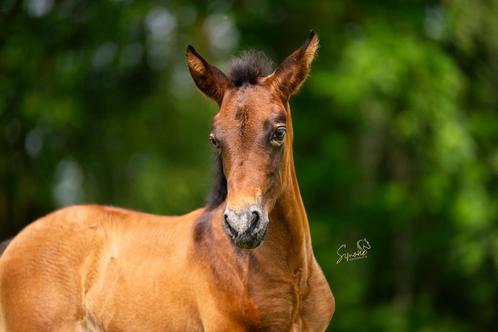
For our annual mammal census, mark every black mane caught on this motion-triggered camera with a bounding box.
[205,152,227,210]
[228,50,274,86]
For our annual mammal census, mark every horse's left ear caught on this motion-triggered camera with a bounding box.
[264,31,319,99]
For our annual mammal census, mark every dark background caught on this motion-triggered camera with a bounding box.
[1,0,497,330]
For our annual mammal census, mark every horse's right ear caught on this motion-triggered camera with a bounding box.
[186,45,233,106]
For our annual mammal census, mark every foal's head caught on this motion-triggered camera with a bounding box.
[186,32,319,249]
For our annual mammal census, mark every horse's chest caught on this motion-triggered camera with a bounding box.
[237,277,302,330]
[235,269,333,331]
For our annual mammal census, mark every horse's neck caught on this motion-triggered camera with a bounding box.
[264,106,313,274]
[266,148,313,273]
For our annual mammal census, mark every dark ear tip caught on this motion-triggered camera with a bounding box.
[304,30,318,47]
[307,30,318,41]
[186,45,196,56]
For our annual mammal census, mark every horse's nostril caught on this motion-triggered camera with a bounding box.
[249,211,260,232]
[224,214,238,237]
[251,211,259,224]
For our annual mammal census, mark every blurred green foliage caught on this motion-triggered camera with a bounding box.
[1,0,497,330]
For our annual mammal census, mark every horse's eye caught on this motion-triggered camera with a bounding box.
[209,134,218,147]
[271,127,286,145]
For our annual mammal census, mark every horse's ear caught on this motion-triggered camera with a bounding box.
[264,31,319,99]
[186,45,233,106]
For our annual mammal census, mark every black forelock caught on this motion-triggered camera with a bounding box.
[228,50,274,87]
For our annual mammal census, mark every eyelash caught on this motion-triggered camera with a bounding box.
[271,127,286,145]
[209,134,218,147]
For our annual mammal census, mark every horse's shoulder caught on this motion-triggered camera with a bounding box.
[300,259,335,331]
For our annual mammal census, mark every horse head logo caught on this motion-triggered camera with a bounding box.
[356,238,371,250]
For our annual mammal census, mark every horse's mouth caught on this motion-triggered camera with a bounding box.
[233,226,267,249]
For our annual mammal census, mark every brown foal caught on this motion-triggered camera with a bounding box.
[0,31,334,331]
